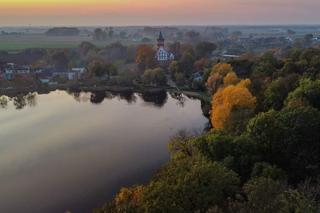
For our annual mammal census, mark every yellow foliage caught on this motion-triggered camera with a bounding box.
[223,72,239,86]
[206,63,235,93]
[211,63,234,76]
[211,79,256,129]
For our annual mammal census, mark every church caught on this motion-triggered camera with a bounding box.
[155,32,174,66]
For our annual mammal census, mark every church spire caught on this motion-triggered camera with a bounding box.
[157,31,165,48]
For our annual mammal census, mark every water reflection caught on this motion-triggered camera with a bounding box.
[169,92,187,107]
[90,91,106,104]
[0,90,171,109]
[139,90,168,107]
[0,92,37,110]
[0,96,9,109]
[0,90,208,213]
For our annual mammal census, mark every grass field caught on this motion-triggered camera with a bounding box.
[0,34,144,52]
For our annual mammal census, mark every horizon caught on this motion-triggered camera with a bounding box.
[1,0,320,26]
[2,24,320,28]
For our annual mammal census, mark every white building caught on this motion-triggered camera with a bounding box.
[155,32,174,65]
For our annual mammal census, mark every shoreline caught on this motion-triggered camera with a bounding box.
[0,84,211,103]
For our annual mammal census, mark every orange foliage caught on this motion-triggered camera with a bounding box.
[211,79,256,129]
[211,63,234,76]
[223,72,239,86]
[206,63,235,93]
[194,58,210,71]
[136,44,156,70]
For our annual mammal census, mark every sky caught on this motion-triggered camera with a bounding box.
[1,0,320,26]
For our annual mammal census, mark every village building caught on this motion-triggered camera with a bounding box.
[155,32,174,66]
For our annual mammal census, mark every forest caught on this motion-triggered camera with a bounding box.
[94,47,320,213]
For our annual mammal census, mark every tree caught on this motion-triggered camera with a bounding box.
[135,44,156,71]
[223,72,239,87]
[206,63,235,93]
[242,177,285,213]
[194,133,259,179]
[264,74,299,110]
[194,58,210,72]
[286,78,320,110]
[179,51,195,77]
[143,68,167,86]
[247,106,320,182]
[195,41,216,58]
[93,28,106,41]
[87,60,117,79]
[49,51,69,69]
[169,60,180,78]
[175,72,186,87]
[252,51,279,76]
[211,79,256,130]
[141,157,240,213]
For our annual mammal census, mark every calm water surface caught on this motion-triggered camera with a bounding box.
[0,90,208,213]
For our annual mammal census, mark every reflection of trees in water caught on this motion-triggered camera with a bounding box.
[3,92,38,110]
[200,100,211,119]
[115,91,137,104]
[105,91,116,100]
[139,90,168,107]
[169,92,186,107]
[25,93,37,107]
[13,95,27,110]
[69,90,137,105]
[90,91,106,104]
[0,96,9,109]
[71,91,91,103]
[0,93,37,110]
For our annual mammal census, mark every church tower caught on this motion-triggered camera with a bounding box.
[157,31,165,48]
[155,31,174,66]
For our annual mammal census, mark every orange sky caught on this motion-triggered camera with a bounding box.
[1,0,320,26]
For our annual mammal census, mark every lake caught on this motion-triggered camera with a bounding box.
[0,90,209,213]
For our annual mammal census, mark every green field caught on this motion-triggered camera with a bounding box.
[0,34,143,52]
[0,34,106,52]
[0,41,79,52]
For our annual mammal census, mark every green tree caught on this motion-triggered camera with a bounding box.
[143,68,167,86]
[141,157,240,213]
[195,41,216,58]
[247,106,320,182]
[264,74,299,110]
[286,78,320,109]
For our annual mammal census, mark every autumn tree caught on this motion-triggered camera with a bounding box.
[135,44,156,71]
[194,58,210,72]
[206,63,235,93]
[223,72,240,87]
[211,79,256,131]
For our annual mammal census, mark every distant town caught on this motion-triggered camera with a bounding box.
[0,26,319,93]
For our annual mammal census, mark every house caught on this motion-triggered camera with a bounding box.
[37,71,52,84]
[4,69,14,80]
[15,65,30,74]
[155,32,174,66]
[69,67,85,80]
[4,63,15,80]
[191,72,203,82]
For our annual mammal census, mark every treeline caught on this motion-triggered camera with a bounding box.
[94,47,320,212]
